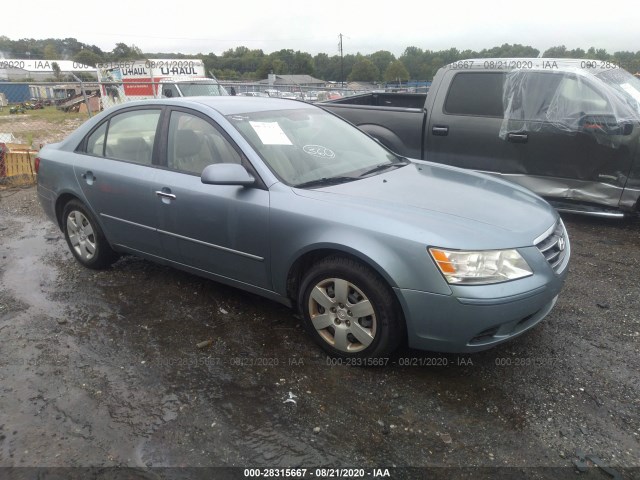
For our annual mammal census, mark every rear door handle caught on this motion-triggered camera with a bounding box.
[81,171,96,184]
[507,133,529,143]
[432,125,449,136]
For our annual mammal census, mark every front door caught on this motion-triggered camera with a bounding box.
[153,108,272,289]
[502,71,639,207]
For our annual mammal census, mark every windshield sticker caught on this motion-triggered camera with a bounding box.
[620,83,640,103]
[249,121,292,145]
[303,144,336,159]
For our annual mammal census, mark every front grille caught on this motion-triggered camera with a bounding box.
[535,220,569,273]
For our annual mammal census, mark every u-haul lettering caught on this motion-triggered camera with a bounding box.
[160,66,198,76]
[122,67,149,76]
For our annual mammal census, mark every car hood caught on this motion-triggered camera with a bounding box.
[291,161,558,249]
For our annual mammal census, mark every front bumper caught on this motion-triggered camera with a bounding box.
[396,242,569,353]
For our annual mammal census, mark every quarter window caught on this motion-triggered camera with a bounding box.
[86,122,107,156]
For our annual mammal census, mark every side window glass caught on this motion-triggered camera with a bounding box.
[512,73,611,123]
[104,110,160,164]
[167,111,242,175]
[86,122,107,156]
[444,72,505,117]
[553,75,611,116]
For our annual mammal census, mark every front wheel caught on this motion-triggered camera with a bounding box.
[298,256,404,359]
[62,200,119,269]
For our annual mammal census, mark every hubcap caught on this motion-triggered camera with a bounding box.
[308,278,376,353]
[66,210,97,261]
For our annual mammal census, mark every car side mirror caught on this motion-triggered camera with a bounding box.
[621,122,634,136]
[580,115,634,136]
[201,163,255,186]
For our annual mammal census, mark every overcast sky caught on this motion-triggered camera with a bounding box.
[3,0,637,58]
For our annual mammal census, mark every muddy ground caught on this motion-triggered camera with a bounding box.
[0,186,638,479]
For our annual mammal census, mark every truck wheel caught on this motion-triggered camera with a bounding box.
[62,200,119,269]
[298,255,404,359]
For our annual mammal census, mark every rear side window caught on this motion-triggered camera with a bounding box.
[105,110,160,165]
[82,109,161,165]
[444,72,505,117]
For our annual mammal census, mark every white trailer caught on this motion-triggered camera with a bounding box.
[97,59,227,109]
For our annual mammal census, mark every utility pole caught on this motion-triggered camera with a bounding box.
[338,33,344,87]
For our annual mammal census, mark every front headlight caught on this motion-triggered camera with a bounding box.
[429,247,533,285]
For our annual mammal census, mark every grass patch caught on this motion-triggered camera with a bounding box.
[0,105,88,123]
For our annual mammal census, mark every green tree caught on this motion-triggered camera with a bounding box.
[368,50,395,80]
[43,44,58,60]
[384,60,410,82]
[110,43,144,61]
[348,59,379,82]
[51,61,62,81]
[74,49,103,67]
[542,45,568,57]
[399,46,425,79]
[478,43,538,58]
[256,56,289,79]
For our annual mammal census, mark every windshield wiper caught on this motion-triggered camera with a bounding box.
[295,176,357,189]
[358,159,409,177]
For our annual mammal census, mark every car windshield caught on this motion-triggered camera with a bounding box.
[226,108,405,186]
[175,82,228,96]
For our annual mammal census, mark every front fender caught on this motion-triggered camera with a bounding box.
[268,186,453,299]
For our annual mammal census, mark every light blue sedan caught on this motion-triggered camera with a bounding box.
[36,97,570,358]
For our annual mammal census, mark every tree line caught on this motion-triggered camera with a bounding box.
[1,36,639,82]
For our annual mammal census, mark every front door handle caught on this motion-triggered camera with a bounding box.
[156,188,176,204]
[507,133,529,143]
[432,125,449,136]
[155,191,176,199]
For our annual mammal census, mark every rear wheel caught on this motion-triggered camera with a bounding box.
[62,200,119,269]
[298,255,404,359]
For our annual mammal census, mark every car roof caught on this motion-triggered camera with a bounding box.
[110,96,314,117]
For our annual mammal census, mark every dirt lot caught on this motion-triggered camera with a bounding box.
[0,186,638,479]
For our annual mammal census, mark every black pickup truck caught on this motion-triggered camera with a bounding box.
[321,58,640,217]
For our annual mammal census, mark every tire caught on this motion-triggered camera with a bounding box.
[298,255,404,359]
[62,199,119,270]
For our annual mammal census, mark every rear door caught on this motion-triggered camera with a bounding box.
[426,70,524,172]
[73,107,165,257]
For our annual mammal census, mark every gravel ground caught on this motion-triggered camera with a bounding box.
[0,186,638,479]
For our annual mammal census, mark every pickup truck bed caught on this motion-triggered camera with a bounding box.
[324,93,427,159]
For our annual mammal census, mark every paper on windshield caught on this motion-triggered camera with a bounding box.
[250,121,292,145]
